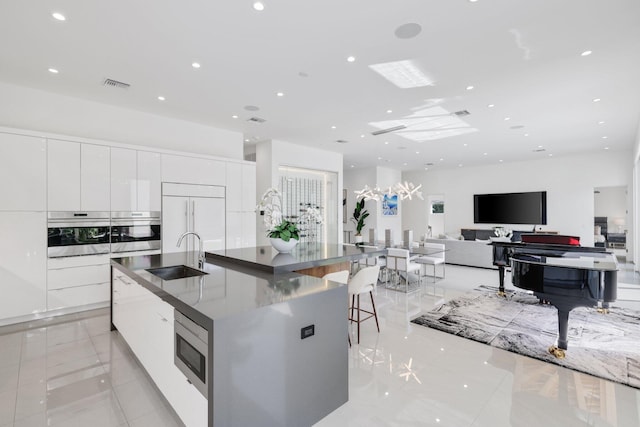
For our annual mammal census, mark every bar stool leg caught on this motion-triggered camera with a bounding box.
[370,291,380,332]
[357,294,361,344]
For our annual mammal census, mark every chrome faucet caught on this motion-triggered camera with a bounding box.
[176,231,205,269]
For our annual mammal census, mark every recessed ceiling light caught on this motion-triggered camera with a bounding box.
[403,162,408,166]
[604,147,610,150]
[253,2,265,11]
[458,164,463,167]
[360,134,365,138]
[192,62,201,69]
[331,126,336,129]
[157,96,165,101]
[538,145,543,148]
[581,50,592,56]
[598,121,605,125]
[244,139,250,142]
[524,133,529,137]
[548,153,553,157]
[463,143,468,147]
[504,117,511,121]
[384,141,389,145]
[439,158,444,161]
[415,151,420,154]
[487,104,495,108]
[232,115,238,119]
[347,56,356,63]
[48,68,59,74]
[483,152,488,156]
[602,136,608,139]
[350,165,355,168]
[52,12,66,21]
[378,157,383,160]
[276,92,284,97]
[469,0,478,2]
[499,159,503,163]
[593,98,601,103]
[466,85,474,90]
[386,109,392,113]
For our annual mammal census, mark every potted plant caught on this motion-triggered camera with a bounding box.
[351,199,369,243]
[256,187,322,252]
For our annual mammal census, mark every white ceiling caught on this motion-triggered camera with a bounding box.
[1,0,639,171]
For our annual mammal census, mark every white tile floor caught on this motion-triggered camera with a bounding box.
[0,263,639,427]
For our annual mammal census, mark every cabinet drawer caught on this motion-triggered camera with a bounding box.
[48,254,110,269]
[48,264,110,290]
[47,282,110,310]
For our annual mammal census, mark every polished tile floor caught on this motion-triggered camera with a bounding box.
[0,263,639,427]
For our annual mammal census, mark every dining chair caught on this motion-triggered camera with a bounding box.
[385,248,422,292]
[347,265,381,344]
[415,242,446,282]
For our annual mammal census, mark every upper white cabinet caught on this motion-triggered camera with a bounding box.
[81,144,110,211]
[48,140,110,211]
[162,154,225,186]
[225,162,243,212]
[225,162,256,249]
[48,139,81,211]
[111,148,161,211]
[0,133,46,211]
[137,151,161,211]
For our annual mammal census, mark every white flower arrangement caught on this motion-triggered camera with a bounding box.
[256,187,323,241]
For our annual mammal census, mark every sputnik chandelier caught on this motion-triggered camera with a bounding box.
[354,181,423,202]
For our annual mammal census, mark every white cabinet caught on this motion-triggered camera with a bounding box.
[137,151,161,211]
[111,270,207,427]
[111,148,161,212]
[162,183,225,253]
[0,133,47,211]
[110,147,137,211]
[48,139,81,211]
[81,144,110,211]
[162,154,225,186]
[242,163,256,211]
[0,212,47,322]
[225,162,256,249]
[48,140,110,211]
[47,254,110,311]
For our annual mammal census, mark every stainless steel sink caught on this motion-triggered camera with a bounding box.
[146,265,208,281]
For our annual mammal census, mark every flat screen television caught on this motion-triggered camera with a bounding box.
[474,191,547,225]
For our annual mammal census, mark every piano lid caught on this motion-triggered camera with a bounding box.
[512,253,618,272]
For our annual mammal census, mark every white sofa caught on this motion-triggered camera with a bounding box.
[425,238,496,269]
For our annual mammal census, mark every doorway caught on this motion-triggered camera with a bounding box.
[594,185,627,259]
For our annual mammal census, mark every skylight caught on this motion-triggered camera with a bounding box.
[368,60,433,89]
[369,106,477,142]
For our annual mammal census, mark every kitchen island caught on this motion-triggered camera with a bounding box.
[111,250,349,427]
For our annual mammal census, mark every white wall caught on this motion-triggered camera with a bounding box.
[255,139,343,245]
[376,167,403,244]
[344,168,377,242]
[0,81,243,160]
[403,150,633,252]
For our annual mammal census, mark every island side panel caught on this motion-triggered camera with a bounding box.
[212,285,348,427]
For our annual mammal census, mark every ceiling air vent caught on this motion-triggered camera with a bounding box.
[336,139,349,144]
[533,148,546,152]
[103,78,130,89]
[247,117,266,123]
[454,110,470,116]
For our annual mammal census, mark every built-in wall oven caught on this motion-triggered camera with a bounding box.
[174,309,208,398]
[47,212,111,258]
[110,212,161,254]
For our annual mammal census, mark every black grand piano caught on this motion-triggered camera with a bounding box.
[491,234,618,358]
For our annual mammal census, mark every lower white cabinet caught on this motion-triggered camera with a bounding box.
[47,254,110,311]
[112,269,207,427]
[0,212,47,322]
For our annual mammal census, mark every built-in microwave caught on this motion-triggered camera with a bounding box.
[174,309,208,398]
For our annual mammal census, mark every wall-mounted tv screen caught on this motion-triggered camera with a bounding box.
[474,191,547,225]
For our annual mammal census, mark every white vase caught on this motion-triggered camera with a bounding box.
[270,237,298,253]
[354,235,363,244]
